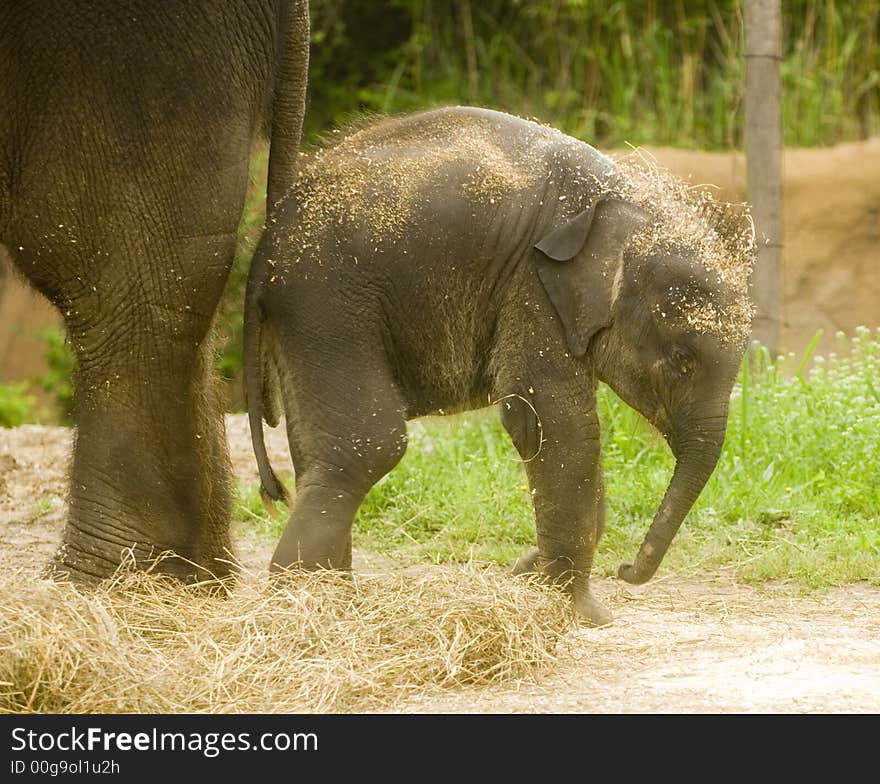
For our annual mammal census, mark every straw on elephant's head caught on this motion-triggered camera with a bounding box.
[610,150,757,346]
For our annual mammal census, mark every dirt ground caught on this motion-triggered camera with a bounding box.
[2,415,878,714]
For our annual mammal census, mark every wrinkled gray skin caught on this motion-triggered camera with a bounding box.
[246,107,747,626]
[0,1,309,582]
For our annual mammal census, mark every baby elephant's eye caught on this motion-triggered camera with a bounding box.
[669,345,696,375]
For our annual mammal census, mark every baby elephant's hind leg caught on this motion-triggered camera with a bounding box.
[270,369,408,573]
[271,473,362,571]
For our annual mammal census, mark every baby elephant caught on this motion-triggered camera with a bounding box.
[244,106,754,626]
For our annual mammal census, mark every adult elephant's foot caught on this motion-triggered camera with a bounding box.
[48,527,233,586]
[48,340,235,586]
[511,546,613,627]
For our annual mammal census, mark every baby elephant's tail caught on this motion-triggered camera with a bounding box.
[243,246,289,511]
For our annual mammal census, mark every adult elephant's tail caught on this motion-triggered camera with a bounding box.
[242,0,309,509]
[266,0,310,208]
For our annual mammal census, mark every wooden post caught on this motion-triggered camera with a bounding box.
[745,0,783,356]
[459,0,478,100]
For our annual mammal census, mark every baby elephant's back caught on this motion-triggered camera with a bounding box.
[291,107,582,261]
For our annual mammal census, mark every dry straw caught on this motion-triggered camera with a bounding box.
[0,562,571,714]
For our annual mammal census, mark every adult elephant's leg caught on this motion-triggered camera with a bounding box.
[49,227,243,583]
[5,93,255,582]
[0,1,310,583]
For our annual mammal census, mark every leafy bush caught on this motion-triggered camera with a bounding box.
[0,383,36,428]
[35,328,75,423]
[306,0,880,150]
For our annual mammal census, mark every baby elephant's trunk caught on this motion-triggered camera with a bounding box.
[618,426,725,584]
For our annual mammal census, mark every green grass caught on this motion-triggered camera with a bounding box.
[236,328,880,588]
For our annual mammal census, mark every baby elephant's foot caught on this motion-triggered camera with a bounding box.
[511,547,542,576]
[511,546,613,627]
[571,588,613,628]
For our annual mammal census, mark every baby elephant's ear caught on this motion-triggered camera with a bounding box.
[534,198,649,356]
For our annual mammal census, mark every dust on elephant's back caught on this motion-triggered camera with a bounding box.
[285,109,609,252]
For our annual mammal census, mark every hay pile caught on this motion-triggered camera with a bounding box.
[0,565,571,713]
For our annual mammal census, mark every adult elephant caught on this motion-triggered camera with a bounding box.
[0,1,309,582]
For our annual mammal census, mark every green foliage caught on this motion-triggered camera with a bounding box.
[306,0,880,150]
[36,328,75,423]
[242,329,880,587]
[0,383,36,428]
[781,0,880,146]
[233,480,288,541]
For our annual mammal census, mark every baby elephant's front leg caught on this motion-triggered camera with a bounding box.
[502,396,611,626]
